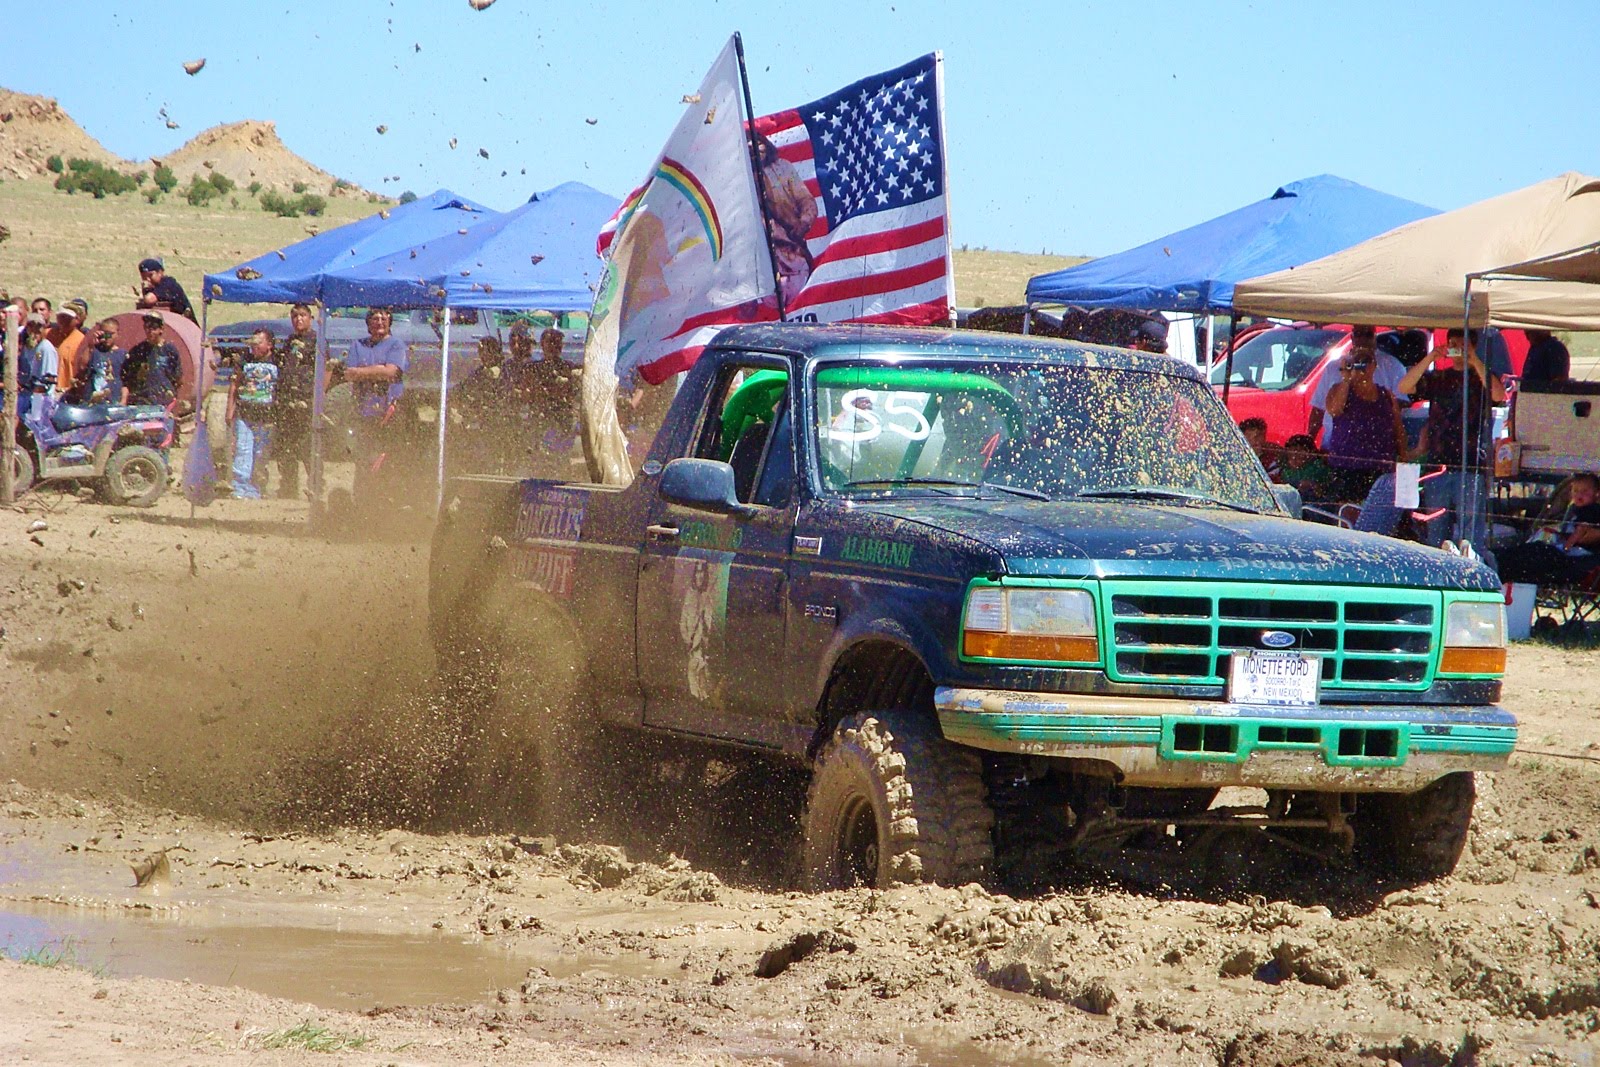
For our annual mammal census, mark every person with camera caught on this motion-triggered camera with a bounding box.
[1322,330,1407,502]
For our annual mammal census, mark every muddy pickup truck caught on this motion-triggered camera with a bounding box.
[430,323,1515,889]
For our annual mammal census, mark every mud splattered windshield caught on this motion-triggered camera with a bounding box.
[812,361,1279,513]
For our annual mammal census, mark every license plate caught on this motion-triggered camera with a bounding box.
[1227,650,1320,707]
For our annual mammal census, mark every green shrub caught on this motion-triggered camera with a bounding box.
[398,190,417,205]
[184,174,220,206]
[143,188,161,204]
[52,158,138,199]
[133,171,147,186]
[247,180,262,196]
[331,178,354,194]
[260,189,326,218]
[291,180,307,194]
[46,155,63,174]
[152,165,177,193]
[259,189,295,216]
[208,171,235,194]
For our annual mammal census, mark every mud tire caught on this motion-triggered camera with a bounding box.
[101,446,167,508]
[1357,772,1475,882]
[802,710,993,890]
[10,447,35,497]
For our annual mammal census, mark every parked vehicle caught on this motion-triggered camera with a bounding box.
[431,323,1515,889]
[10,399,175,507]
[1214,324,1526,448]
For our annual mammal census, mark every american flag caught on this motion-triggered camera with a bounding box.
[753,52,952,325]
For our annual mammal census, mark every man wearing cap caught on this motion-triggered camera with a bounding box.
[136,258,196,323]
[121,313,184,407]
[75,319,128,404]
[18,314,60,421]
[46,298,89,395]
[273,303,318,498]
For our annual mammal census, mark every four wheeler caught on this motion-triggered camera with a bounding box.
[10,398,175,507]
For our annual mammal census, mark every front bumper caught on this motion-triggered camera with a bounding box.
[935,686,1517,792]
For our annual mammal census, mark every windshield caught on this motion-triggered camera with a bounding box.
[1208,327,1341,392]
[812,360,1279,513]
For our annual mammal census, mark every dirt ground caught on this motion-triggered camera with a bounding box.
[3,475,1600,1066]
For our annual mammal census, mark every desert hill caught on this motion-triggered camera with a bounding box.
[152,119,361,196]
[0,88,135,181]
[0,88,366,197]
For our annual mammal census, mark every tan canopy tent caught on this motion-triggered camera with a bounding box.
[1234,172,1600,329]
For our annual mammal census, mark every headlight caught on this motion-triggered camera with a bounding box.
[1439,599,1506,675]
[962,586,1099,663]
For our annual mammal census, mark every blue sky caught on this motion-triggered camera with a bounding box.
[8,1,1596,256]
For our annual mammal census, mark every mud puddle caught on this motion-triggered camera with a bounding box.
[0,901,670,1011]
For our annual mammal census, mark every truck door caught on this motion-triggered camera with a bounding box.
[636,357,797,747]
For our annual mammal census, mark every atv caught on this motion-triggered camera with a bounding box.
[10,397,175,507]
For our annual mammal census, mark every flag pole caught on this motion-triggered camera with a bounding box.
[734,31,787,321]
[933,51,955,326]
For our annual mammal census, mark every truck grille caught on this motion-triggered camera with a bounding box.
[1102,580,1437,691]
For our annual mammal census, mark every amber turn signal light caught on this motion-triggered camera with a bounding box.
[962,631,1099,664]
[1438,646,1506,675]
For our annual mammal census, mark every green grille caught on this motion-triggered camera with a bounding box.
[1102,580,1438,692]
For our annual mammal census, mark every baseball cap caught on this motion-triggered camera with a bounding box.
[24,312,47,328]
[61,297,89,321]
[142,311,166,327]
[138,257,164,273]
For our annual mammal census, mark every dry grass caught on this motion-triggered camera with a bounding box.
[0,179,382,327]
[952,248,1088,309]
[1,179,1086,326]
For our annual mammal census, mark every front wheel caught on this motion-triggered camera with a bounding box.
[101,446,168,507]
[1357,772,1475,882]
[801,710,994,890]
[9,447,35,497]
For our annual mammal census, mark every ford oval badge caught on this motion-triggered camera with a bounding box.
[1260,630,1297,649]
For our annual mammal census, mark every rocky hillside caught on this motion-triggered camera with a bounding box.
[0,88,134,181]
[0,88,366,196]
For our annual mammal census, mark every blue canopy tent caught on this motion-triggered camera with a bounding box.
[319,181,619,504]
[196,189,499,507]
[202,189,495,304]
[319,181,618,309]
[1024,174,1439,315]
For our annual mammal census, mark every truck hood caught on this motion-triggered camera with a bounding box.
[855,496,1499,591]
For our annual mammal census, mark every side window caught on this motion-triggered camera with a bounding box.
[692,363,791,506]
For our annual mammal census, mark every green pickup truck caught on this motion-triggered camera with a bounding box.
[431,324,1515,889]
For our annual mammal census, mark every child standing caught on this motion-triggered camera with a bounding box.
[228,328,280,500]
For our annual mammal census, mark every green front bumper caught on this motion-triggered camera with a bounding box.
[935,687,1517,791]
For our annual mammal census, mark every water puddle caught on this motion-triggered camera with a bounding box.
[0,901,652,1011]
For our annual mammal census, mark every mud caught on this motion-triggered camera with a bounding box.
[3,484,1600,1066]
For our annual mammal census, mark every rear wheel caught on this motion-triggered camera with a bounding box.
[101,446,167,507]
[802,710,994,890]
[9,447,34,497]
[1357,772,1475,882]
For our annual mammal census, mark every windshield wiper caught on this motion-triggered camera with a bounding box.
[841,478,978,496]
[980,481,1051,501]
[1073,486,1259,513]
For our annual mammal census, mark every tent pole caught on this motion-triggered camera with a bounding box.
[1459,282,1480,551]
[437,306,451,513]
[311,304,327,511]
[193,299,208,520]
[1022,306,1032,336]
[1221,312,1239,404]
[1203,312,1214,370]
[2,306,17,506]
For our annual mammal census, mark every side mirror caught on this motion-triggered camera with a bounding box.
[1272,483,1303,519]
[658,458,754,517]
